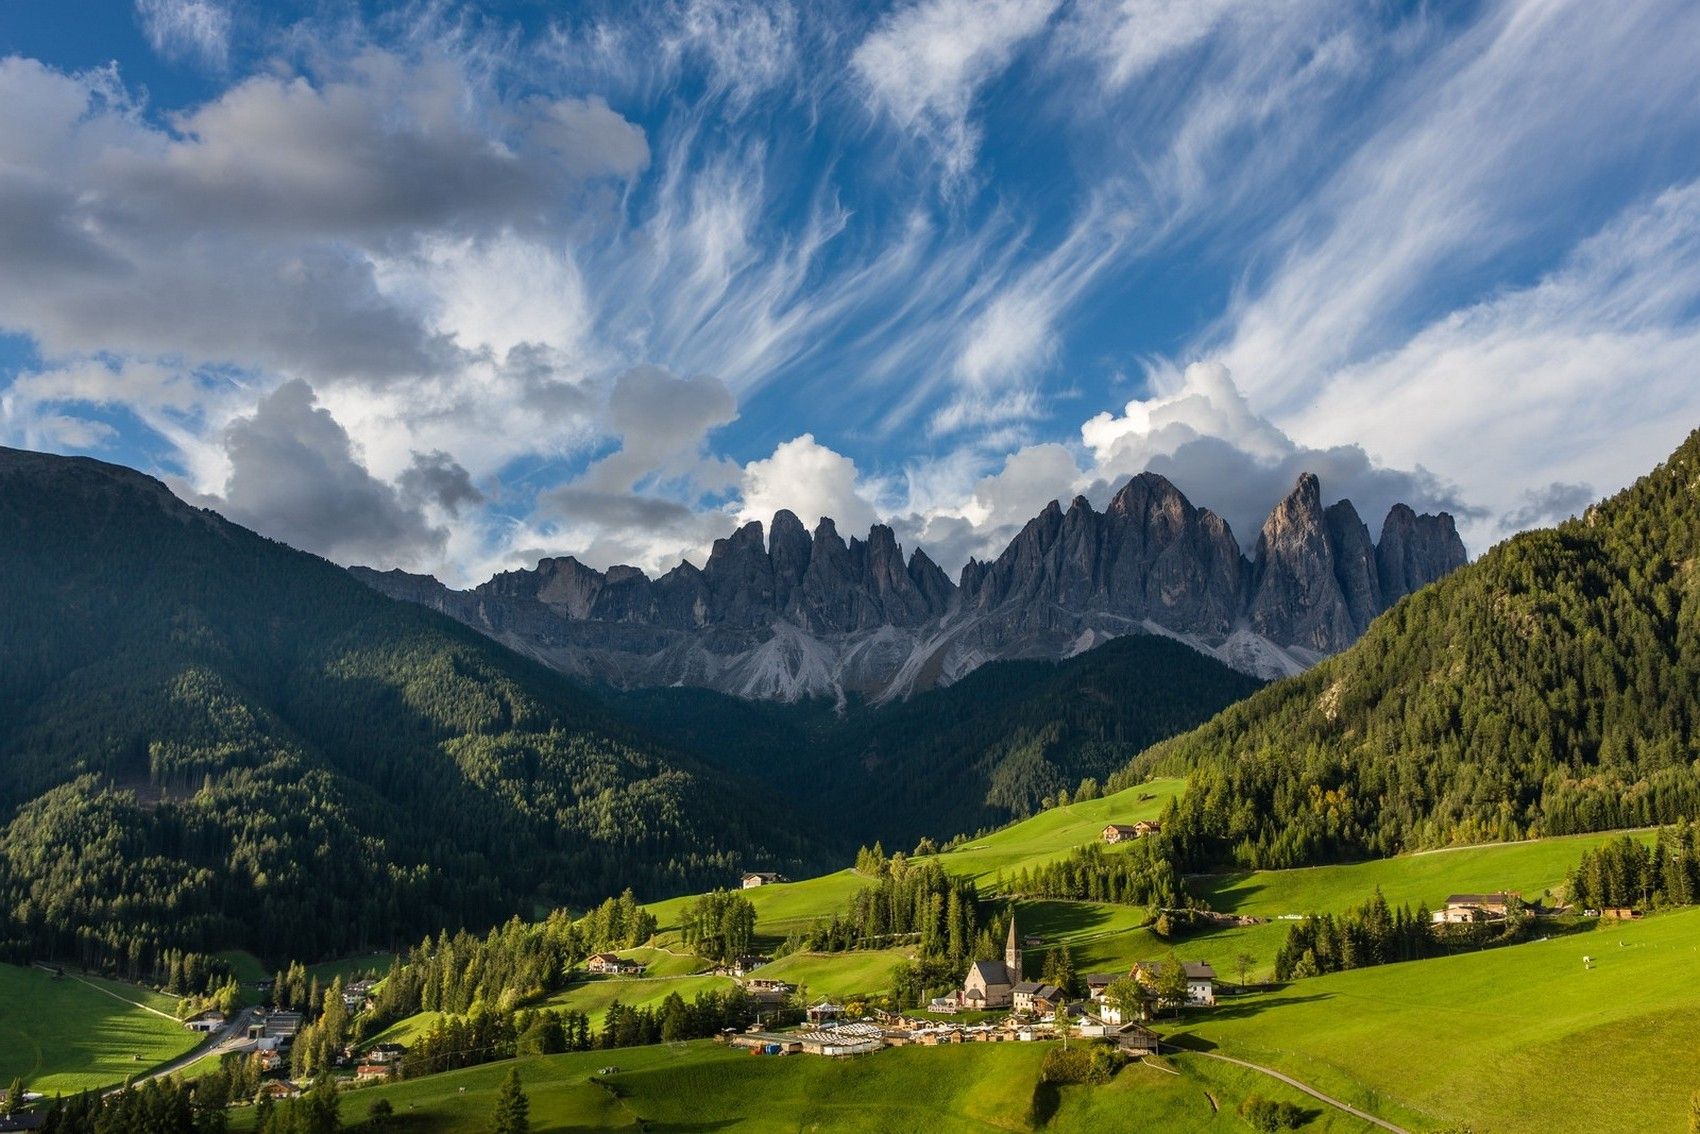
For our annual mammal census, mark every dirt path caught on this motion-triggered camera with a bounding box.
[1181,1049,1410,1133]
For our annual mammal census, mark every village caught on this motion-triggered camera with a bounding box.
[145,812,1634,1111]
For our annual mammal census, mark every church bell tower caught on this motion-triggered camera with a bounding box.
[1005,914,1022,983]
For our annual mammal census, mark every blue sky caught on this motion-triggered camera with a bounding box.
[3,0,1699,583]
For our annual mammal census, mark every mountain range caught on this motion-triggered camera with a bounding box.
[356,470,1466,702]
[0,445,1253,966]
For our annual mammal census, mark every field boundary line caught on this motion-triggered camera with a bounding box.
[62,971,179,1022]
[1181,1049,1410,1133]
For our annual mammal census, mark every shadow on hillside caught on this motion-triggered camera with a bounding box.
[1186,871,1265,913]
[1023,900,1131,938]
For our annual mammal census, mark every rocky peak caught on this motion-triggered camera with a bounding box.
[1377,504,1467,605]
[1323,499,1382,637]
[768,509,812,599]
[355,462,1471,701]
[1247,473,1358,652]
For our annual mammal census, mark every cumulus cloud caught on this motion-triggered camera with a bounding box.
[525,367,742,572]
[0,53,648,393]
[738,434,878,534]
[136,0,232,70]
[208,380,448,567]
[1079,362,1474,546]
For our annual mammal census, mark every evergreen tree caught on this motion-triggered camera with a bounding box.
[491,1066,529,1134]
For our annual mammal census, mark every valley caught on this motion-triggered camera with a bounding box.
[9,776,1688,1130]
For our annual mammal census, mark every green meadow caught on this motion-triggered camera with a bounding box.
[0,965,199,1094]
[1194,828,1655,918]
[226,1041,1381,1133]
[1183,905,1700,1132]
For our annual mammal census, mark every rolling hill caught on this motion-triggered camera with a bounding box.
[0,447,822,978]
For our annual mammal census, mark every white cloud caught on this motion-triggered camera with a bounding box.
[1280,178,1700,552]
[1061,0,1260,88]
[1213,1,1700,413]
[851,0,1059,185]
[738,434,878,535]
[136,0,232,70]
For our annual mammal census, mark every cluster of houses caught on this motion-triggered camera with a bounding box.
[714,954,772,978]
[931,917,1216,1020]
[724,1011,1165,1060]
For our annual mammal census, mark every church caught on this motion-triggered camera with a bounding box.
[959,917,1023,1010]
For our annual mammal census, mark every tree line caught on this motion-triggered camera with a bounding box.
[1569,824,1700,910]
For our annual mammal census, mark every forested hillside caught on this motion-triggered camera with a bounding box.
[617,634,1263,847]
[0,449,819,978]
[1132,427,1700,869]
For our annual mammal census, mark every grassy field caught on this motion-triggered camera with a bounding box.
[936,778,1184,886]
[538,972,740,1018]
[226,1040,1380,1133]
[750,947,913,1000]
[644,778,1186,947]
[1194,828,1654,918]
[0,965,200,1094]
[216,949,395,989]
[1180,905,1700,1132]
[319,909,1700,1132]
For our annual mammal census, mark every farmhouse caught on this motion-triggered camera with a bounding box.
[343,978,378,1010]
[1102,824,1140,844]
[354,1064,389,1082]
[185,1009,226,1033]
[364,1043,406,1064]
[1600,907,1644,921]
[1434,892,1520,923]
[958,918,1023,1010]
[745,977,795,994]
[586,953,646,975]
[719,954,771,977]
[1131,960,1216,1007]
[1011,982,1062,1016]
[741,871,787,888]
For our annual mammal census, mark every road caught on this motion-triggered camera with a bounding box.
[140,1006,263,1083]
[1179,1048,1411,1133]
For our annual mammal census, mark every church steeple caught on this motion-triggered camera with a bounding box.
[1005,913,1021,983]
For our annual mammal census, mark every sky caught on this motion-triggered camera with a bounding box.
[2,0,1699,586]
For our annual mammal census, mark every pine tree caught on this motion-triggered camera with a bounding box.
[491,1066,530,1134]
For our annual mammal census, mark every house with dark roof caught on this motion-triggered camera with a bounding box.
[1011,982,1062,1016]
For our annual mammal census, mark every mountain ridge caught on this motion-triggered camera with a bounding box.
[0,445,822,971]
[355,469,1466,701]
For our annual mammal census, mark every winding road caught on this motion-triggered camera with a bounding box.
[1177,1048,1410,1133]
